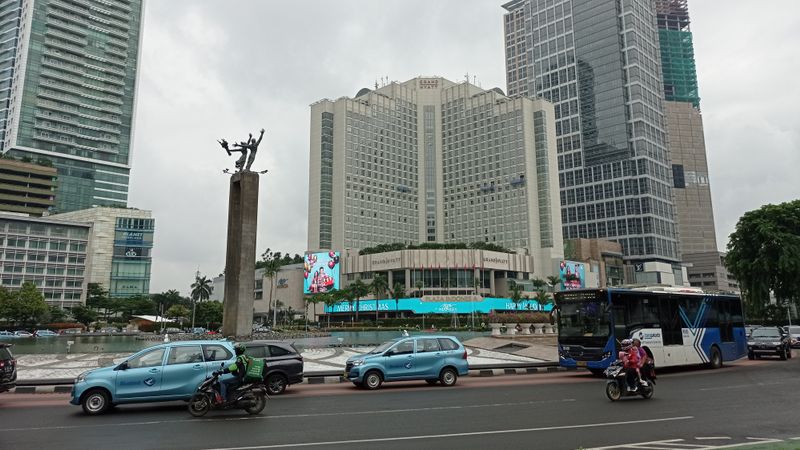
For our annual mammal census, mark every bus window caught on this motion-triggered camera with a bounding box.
[717,300,734,342]
[611,293,659,338]
[660,296,683,346]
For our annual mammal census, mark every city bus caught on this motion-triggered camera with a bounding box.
[554,287,747,375]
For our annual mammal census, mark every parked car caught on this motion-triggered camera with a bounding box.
[70,340,236,415]
[98,327,119,334]
[747,326,792,360]
[0,331,15,339]
[344,335,469,390]
[34,329,58,337]
[161,327,183,334]
[785,326,800,348]
[190,327,207,334]
[13,331,33,338]
[0,343,16,393]
[243,341,304,395]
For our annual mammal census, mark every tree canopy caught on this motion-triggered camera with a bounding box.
[725,199,800,318]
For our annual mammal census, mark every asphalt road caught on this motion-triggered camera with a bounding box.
[1,356,799,450]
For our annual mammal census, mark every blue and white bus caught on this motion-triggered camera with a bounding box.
[554,287,747,375]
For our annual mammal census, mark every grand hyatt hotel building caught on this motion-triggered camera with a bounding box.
[308,76,565,293]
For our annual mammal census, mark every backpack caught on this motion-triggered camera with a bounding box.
[244,357,265,382]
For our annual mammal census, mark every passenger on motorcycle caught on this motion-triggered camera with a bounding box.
[618,339,641,392]
[633,338,656,382]
[214,343,253,403]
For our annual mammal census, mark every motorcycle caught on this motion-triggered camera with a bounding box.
[604,361,655,401]
[188,366,267,417]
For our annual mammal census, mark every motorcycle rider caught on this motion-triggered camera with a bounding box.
[619,339,641,392]
[214,343,252,404]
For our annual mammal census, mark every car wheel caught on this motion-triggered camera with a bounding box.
[748,351,754,360]
[439,367,458,387]
[81,389,111,416]
[708,346,723,369]
[364,371,382,390]
[266,373,288,395]
[425,379,438,385]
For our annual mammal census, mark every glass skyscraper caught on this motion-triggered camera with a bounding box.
[503,0,680,264]
[0,0,143,213]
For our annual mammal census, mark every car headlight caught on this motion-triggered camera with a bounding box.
[75,371,88,383]
[351,359,365,367]
[771,342,782,346]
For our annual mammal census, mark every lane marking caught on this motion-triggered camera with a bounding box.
[695,437,731,440]
[202,416,694,450]
[0,398,576,432]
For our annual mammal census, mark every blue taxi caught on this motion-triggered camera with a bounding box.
[344,335,469,390]
[71,340,235,415]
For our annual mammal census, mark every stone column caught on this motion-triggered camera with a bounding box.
[222,171,259,337]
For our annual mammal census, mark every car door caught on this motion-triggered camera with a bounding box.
[160,345,205,398]
[384,339,415,380]
[202,343,234,375]
[413,338,443,378]
[267,345,302,379]
[115,347,166,400]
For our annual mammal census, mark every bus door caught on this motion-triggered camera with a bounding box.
[659,295,686,366]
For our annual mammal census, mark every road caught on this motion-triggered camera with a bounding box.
[1,357,799,450]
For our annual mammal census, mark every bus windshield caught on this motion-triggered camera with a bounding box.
[559,300,611,338]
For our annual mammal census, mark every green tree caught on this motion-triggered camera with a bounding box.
[319,291,340,328]
[258,249,284,328]
[71,305,97,328]
[190,275,213,328]
[370,274,388,322]
[509,281,524,311]
[725,200,800,319]
[152,289,185,318]
[87,283,112,321]
[195,301,223,328]
[9,282,50,326]
[48,305,68,323]
[388,282,406,315]
[546,275,561,291]
[349,279,369,322]
[415,280,424,297]
[165,304,190,326]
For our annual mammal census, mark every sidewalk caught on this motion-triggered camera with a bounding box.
[11,336,561,387]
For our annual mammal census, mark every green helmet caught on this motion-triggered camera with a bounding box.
[234,343,246,356]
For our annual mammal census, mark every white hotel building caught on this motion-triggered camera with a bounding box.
[308,77,564,281]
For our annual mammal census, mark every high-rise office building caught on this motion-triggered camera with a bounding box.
[0,0,143,213]
[656,0,717,255]
[502,0,681,278]
[308,76,564,272]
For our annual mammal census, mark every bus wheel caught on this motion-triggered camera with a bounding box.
[709,346,723,369]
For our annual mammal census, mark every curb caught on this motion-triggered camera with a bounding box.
[11,364,573,393]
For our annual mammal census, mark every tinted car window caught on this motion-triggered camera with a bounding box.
[167,346,203,365]
[202,344,232,361]
[391,341,414,355]
[417,338,441,353]
[245,346,267,358]
[128,348,165,368]
[438,338,459,350]
[0,347,11,359]
[269,345,291,357]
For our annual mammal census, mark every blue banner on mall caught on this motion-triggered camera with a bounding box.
[323,297,554,314]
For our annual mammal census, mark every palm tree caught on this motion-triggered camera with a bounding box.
[370,274,388,322]
[509,280,523,311]
[190,275,213,329]
[532,278,547,310]
[319,291,339,328]
[260,251,283,328]
[537,288,553,311]
[388,282,406,316]
[415,280,424,297]
[349,279,369,322]
[546,275,561,291]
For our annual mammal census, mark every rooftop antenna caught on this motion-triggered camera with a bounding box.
[375,79,379,89]
[465,72,469,83]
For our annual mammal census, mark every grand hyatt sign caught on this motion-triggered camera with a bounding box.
[370,255,401,270]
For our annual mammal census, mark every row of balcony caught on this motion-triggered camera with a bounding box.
[35,110,121,135]
[36,99,122,126]
[34,121,120,145]
[41,68,124,96]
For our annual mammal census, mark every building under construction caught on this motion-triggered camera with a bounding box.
[656,0,699,108]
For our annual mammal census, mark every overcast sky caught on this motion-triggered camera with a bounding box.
[130,1,800,294]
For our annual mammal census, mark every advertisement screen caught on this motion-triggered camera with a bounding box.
[304,251,340,294]
[560,260,585,290]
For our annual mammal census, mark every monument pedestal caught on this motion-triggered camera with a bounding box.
[222,171,259,337]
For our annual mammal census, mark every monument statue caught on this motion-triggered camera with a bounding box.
[218,128,265,172]
[218,128,265,337]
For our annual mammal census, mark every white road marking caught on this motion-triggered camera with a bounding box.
[203,416,694,450]
[0,398,575,432]
[695,437,731,440]
[585,436,788,450]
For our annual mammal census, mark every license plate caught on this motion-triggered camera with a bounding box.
[576,361,587,367]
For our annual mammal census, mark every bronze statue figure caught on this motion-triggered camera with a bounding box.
[218,128,265,172]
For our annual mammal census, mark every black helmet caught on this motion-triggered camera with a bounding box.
[234,343,246,356]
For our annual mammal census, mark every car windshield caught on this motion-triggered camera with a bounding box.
[558,300,611,338]
[751,328,781,338]
[788,326,800,334]
[368,340,399,354]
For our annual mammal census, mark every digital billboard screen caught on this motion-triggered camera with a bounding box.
[560,260,585,290]
[304,251,340,294]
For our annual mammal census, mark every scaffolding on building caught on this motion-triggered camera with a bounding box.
[655,0,699,108]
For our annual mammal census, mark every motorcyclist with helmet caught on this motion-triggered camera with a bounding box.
[618,339,641,392]
[214,343,252,403]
